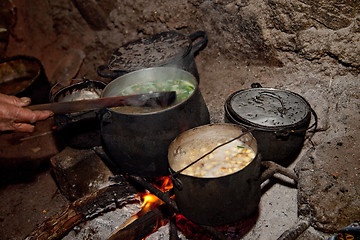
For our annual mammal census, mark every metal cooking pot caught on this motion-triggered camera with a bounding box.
[168,123,261,226]
[0,55,50,104]
[224,83,317,166]
[100,67,210,177]
[97,30,208,81]
[51,79,106,149]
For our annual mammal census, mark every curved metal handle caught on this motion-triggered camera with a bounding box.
[97,64,125,79]
[169,168,183,190]
[251,82,263,88]
[100,110,112,124]
[307,107,318,132]
[259,91,287,116]
[188,31,208,56]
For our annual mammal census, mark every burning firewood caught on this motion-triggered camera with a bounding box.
[24,183,137,240]
[106,203,173,240]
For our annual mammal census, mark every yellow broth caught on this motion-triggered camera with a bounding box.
[175,139,256,178]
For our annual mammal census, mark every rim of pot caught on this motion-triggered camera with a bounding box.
[101,66,199,116]
[225,87,312,131]
[168,123,260,180]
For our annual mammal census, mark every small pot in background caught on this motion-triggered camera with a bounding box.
[224,83,317,166]
[0,55,50,104]
[51,79,107,149]
[97,30,208,82]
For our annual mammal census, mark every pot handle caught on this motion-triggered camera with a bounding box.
[169,168,184,190]
[97,64,126,79]
[307,107,318,133]
[251,82,263,88]
[99,109,113,124]
[188,31,208,56]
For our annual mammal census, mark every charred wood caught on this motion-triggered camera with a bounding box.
[106,204,172,240]
[261,161,298,183]
[170,218,181,240]
[25,183,137,240]
[127,175,230,240]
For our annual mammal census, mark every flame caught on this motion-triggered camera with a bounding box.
[139,193,163,213]
[137,176,173,213]
[114,176,174,238]
[152,176,173,192]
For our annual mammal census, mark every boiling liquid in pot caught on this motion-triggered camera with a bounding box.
[111,78,195,113]
[174,139,255,178]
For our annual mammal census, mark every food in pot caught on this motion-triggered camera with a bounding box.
[174,139,256,178]
[59,88,102,102]
[120,79,194,101]
[0,76,34,95]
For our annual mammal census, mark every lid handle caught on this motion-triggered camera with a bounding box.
[251,82,263,88]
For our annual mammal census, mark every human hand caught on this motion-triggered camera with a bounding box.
[0,93,54,132]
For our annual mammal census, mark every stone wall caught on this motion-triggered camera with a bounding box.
[3,0,360,81]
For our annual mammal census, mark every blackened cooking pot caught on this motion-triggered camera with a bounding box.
[225,83,317,166]
[168,123,261,226]
[97,30,207,81]
[51,79,106,149]
[100,67,210,177]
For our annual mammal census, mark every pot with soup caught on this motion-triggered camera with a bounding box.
[100,67,210,176]
[168,123,261,226]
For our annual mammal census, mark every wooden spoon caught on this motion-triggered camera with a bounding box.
[26,91,176,114]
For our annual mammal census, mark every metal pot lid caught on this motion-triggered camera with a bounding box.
[107,31,191,72]
[226,88,311,128]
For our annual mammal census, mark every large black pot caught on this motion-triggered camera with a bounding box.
[168,124,261,226]
[97,30,207,81]
[100,67,210,177]
[225,83,317,166]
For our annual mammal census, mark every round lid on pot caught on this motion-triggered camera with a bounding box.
[107,31,191,72]
[226,87,311,129]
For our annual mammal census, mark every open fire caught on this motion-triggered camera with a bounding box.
[25,146,299,240]
[115,176,256,240]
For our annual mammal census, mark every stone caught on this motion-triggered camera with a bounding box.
[50,147,114,201]
[295,134,360,232]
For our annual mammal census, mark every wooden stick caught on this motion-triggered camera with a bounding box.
[261,161,298,183]
[106,204,172,240]
[25,183,137,240]
[127,175,229,240]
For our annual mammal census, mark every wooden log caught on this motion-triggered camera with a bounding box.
[170,218,181,240]
[25,183,137,240]
[127,175,230,240]
[106,204,172,240]
[260,161,298,183]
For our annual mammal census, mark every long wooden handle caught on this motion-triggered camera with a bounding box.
[26,91,176,114]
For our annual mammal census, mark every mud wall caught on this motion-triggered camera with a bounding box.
[1,0,359,82]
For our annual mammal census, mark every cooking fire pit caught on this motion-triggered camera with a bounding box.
[25,144,300,240]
